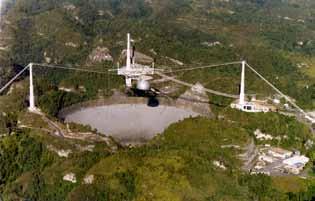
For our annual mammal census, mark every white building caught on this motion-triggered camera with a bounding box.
[273,99,280,104]
[213,160,227,170]
[282,155,309,175]
[63,173,77,183]
[254,129,273,140]
[259,155,274,163]
[268,147,292,159]
[283,155,309,166]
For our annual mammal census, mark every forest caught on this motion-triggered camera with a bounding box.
[0,0,315,200]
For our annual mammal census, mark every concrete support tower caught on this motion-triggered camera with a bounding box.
[29,63,36,112]
[239,61,246,105]
[126,33,131,71]
[125,33,132,87]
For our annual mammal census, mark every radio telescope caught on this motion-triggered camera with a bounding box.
[117,33,155,91]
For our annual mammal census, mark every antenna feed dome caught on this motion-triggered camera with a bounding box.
[137,79,150,91]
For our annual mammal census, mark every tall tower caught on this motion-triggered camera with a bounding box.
[29,63,36,111]
[125,33,132,87]
[126,33,131,71]
[239,61,246,105]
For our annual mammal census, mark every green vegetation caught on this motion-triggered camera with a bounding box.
[221,108,313,151]
[0,130,55,191]
[1,107,315,200]
[1,0,314,110]
[1,0,315,200]
[0,76,314,200]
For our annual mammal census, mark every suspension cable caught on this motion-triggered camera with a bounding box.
[32,63,115,75]
[246,62,307,116]
[159,61,242,74]
[0,64,30,94]
[0,63,117,95]
[155,71,239,99]
[1,61,308,118]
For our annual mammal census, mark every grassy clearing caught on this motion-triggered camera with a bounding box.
[272,176,308,193]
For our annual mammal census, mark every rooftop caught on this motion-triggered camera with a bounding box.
[283,155,309,166]
[269,147,292,155]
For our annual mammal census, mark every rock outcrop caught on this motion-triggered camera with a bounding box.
[83,175,94,184]
[88,47,113,64]
[47,145,72,158]
[176,82,213,117]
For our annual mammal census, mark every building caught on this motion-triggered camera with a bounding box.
[268,147,292,159]
[283,155,310,174]
[254,129,273,140]
[63,173,77,183]
[259,155,274,163]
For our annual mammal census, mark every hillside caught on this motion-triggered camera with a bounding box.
[1,86,315,200]
[0,0,314,109]
[0,86,315,200]
[0,0,315,200]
